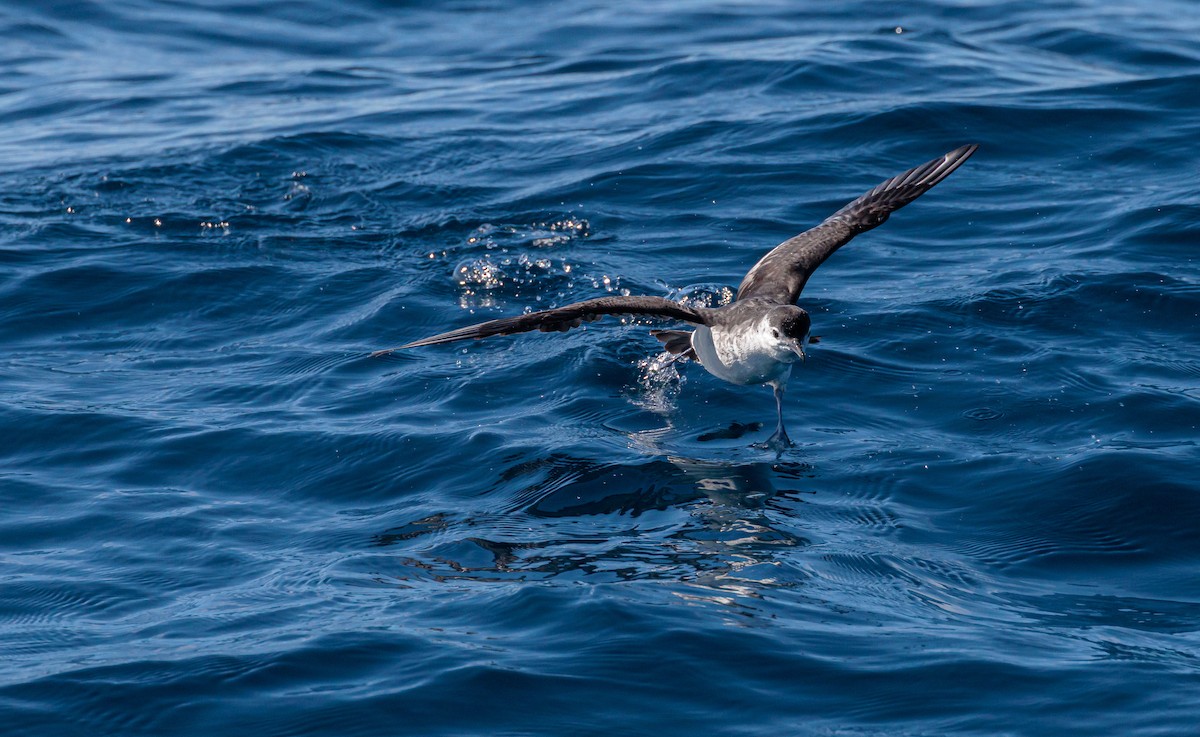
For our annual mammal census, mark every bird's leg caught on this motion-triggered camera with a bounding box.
[766,381,792,450]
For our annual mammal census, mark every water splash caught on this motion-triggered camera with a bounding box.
[635,350,688,415]
[429,218,633,309]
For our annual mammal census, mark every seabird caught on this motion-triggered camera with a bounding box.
[376,144,978,449]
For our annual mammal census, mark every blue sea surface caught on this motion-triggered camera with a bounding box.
[2,1,1199,734]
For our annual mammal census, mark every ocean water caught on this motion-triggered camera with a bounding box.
[2,0,1199,734]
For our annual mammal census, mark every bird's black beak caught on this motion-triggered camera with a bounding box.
[792,342,807,362]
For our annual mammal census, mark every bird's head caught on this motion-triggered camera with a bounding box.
[764,305,811,362]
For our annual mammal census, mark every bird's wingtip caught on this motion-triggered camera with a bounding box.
[370,341,420,357]
[951,143,980,159]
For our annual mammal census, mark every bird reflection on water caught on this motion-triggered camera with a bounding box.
[371,453,815,606]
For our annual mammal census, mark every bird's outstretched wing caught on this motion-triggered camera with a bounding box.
[735,144,978,305]
[373,295,711,355]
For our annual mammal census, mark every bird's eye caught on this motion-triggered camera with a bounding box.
[772,329,780,339]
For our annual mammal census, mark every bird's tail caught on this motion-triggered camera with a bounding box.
[650,329,698,361]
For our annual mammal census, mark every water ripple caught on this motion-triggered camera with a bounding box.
[3,0,1200,734]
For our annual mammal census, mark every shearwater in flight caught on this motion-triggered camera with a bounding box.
[376,144,978,449]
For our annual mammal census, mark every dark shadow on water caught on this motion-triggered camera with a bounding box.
[369,452,817,592]
[519,454,811,517]
[696,421,763,442]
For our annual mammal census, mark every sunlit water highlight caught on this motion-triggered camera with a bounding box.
[1,1,1198,735]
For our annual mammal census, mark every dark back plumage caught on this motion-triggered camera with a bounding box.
[735,144,978,306]
[373,295,710,355]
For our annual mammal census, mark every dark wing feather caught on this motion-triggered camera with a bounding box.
[373,295,711,356]
[735,144,978,305]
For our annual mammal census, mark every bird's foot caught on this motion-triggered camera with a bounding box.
[752,427,793,454]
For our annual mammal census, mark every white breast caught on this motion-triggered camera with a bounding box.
[691,324,792,386]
